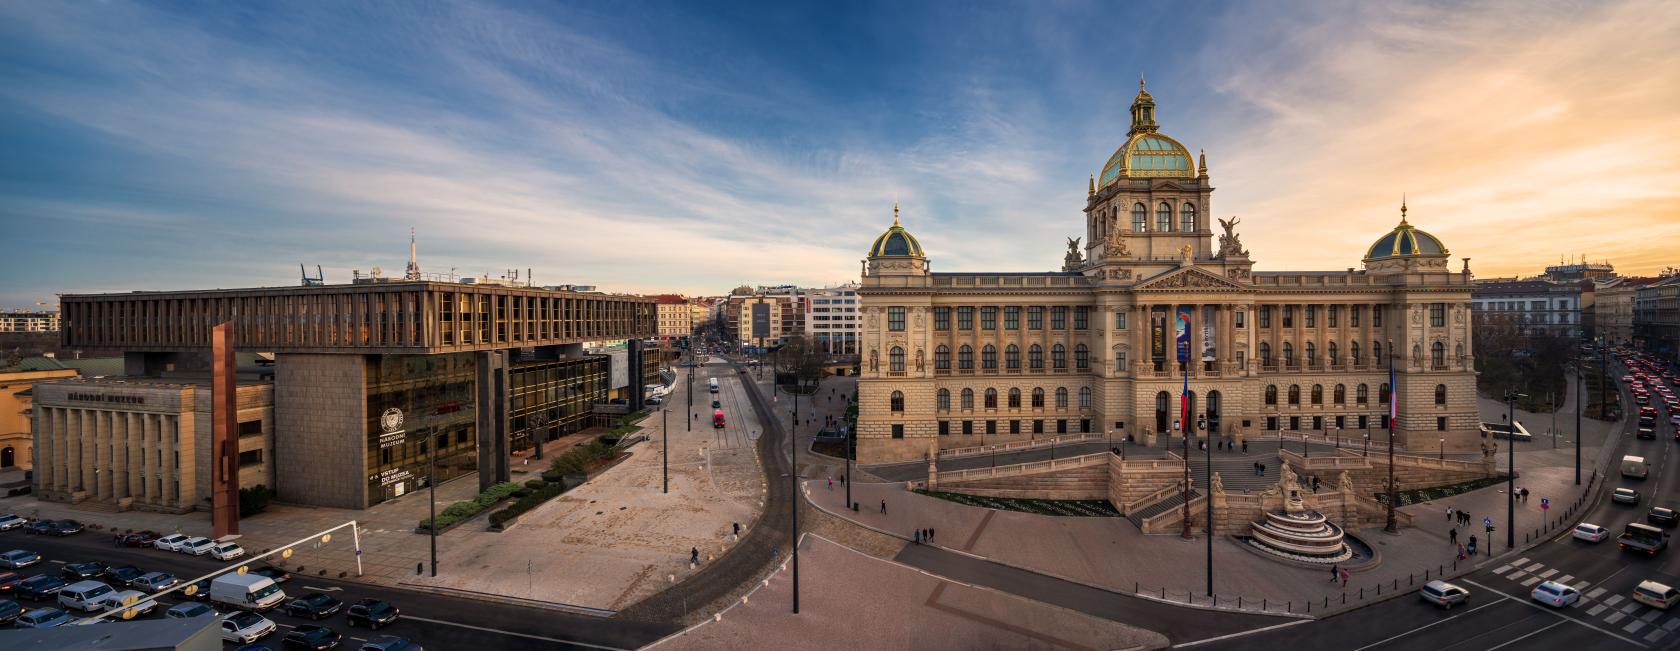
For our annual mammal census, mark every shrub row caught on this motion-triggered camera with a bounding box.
[548,438,612,478]
[490,478,569,528]
[418,482,519,531]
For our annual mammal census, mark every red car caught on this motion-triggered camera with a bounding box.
[119,531,163,547]
[0,571,20,593]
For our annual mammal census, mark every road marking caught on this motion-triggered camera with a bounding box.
[1522,577,1542,587]
[1607,612,1628,624]
[1485,620,1567,651]
[1589,605,1610,616]
[1513,557,1531,566]
[1626,620,1647,634]
[1558,574,1575,585]
[1493,564,1513,574]
[1646,629,1668,643]
[1623,603,1642,614]
[1665,619,1680,631]
[1643,610,1663,622]
[1525,563,1546,572]
[403,615,631,651]
[1540,569,1559,579]
[300,585,342,592]
[1164,618,1312,648]
[1345,601,1504,651]
[1462,579,1651,648]
[1589,587,1608,600]
[1508,571,1527,581]
[1607,595,1628,606]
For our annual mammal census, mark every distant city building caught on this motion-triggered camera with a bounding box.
[1594,276,1663,346]
[0,310,60,332]
[1542,259,1615,283]
[0,363,80,471]
[724,286,808,350]
[805,283,860,355]
[650,294,692,345]
[1471,279,1588,338]
[1635,274,1680,356]
[37,280,655,511]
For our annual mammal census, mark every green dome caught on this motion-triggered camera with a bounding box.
[1100,132,1195,186]
[869,205,925,258]
[1366,206,1448,259]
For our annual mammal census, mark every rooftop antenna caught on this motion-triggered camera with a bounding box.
[405,227,422,280]
[300,264,325,287]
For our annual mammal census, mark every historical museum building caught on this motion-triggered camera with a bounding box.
[35,281,656,510]
[856,83,1479,464]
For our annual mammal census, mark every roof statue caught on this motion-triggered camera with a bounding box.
[1063,236,1085,271]
[1217,216,1248,258]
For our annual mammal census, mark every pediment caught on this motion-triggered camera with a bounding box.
[1133,266,1249,291]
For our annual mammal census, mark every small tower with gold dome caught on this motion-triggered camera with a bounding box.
[1363,199,1453,275]
[862,203,931,285]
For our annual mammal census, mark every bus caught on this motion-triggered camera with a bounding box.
[713,409,726,428]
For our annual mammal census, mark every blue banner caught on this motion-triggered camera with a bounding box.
[1175,306,1192,363]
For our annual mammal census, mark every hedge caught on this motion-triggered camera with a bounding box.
[547,439,611,478]
[492,480,568,529]
[239,484,272,517]
[418,482,519,531]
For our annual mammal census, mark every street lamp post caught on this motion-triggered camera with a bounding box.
[1439,438,1444,460]
[1504,390,1525,551]
[1364,434,1369,456]
[1201,416,1212,597]
[428,432,437,577]
[662,405,669,494]
[1576,344,1585,485]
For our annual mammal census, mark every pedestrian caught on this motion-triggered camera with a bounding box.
[840,474,846,486]
[691,547,700,565]
[733,521,741,536]
[827,478,833,490]
[1449,528,1458,544]
[1457,544,1466,561]
[914,529,921,544]
[1340,567,1349,586]
[881,499,887,514]
[930,528,936,542]
[1261,462,1267,475]
[1329,564,1339,583]
[1446,506,1454,521]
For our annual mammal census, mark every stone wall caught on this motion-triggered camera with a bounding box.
[275,354,367,509]
[931,463,1108,500]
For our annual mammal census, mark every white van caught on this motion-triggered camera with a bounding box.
[210,573,285,612]
[709,377,720,393]
[59,580,115,613]
[1624,455,1650,479]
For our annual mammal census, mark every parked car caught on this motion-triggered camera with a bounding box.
[183,578,213,601]
[105,564,145,588]
[282,625,344,650]
[1531,581,1582,607]
[0,549,42,569]
[16,575,68,600]
[47,520,83,536]
[286,593,344,620]
[359,635,423,651]
[1615,488,1642,505]
[1419,580,1471,608]
[0,514,26,531]
[181,537,214,555]
[345,599,400,629]
[1651,508,1680,527]
[154,534,190,552]
[57,579,116,613]
[0,598,23,626]
[211,543,247,561]
[166,601,218,619]
[119,531,163,548]
[22,520,54,535]
[0,571,21,594]
[1634,580,1680,610]
[1572,523,1611,543]
[251,566,291,584]
[222,611,279,644]
[132,571,180,594]
[14,606,74,628]
[60,561,108,581]
[98,589,159,617]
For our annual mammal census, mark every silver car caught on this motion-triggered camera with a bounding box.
[1420,580,1470,608]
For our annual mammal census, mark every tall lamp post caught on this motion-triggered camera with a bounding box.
[1504,390,1526,551]
[790,348,803,614]
[1201,416,1212,597]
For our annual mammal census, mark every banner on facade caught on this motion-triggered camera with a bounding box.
[1152,315,1165,361]
[1201,306,1216,363]
[1175,306,1192,363]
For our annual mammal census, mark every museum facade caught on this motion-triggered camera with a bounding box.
[856,83,1479,464]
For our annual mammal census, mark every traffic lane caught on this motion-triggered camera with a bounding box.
[0,528,676,650]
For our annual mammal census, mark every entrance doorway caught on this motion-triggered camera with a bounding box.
[1154,391,1170,434]
[1206,391,1222,435]
[0,446,12,468]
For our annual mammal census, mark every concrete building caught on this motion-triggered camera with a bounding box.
[0,310,60,332]
[38,281,655,510]
[1471,279,1587,338]
[1636,275,1680,357]
[805,283,861,356]
[855,82,1479,463]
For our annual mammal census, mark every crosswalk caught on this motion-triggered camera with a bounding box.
[1491,556,1678,644]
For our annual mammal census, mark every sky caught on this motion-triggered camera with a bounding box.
[2,0,1678,308]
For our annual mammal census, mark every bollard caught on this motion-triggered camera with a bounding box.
[1135,582,1140,594]
[1324,596,1329,608]
[1162,587,1166,599]
[1306,600,1310,613]
[1393,579,1398,590]
[1239,596,1243,609]
[1189,592,1193,604]
[1426,569,1431,580]
[1377,584,1382,596]
[1360,587,1364,599]
[1343,592,1347,604]
[1213,594,1218,607]
[1409,574,1414,586]
[1288,601,1292,613]
[1263,598,1267,610]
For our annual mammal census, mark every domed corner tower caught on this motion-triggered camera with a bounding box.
[862,203,932,288]
[1361,200,1453,276]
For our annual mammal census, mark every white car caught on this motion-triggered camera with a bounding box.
[1532,581,1581,607]
[0,514,26,531]
[1572,523,1610,543]
[181,537,214,555]
[210,543,245,561]
[221,611,277,644]
[98,589,159,617]
[154,534,190,552]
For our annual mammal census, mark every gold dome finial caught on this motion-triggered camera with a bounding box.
[1198,149,1207,176]
[892,201,900,226]
[1400,194,1408,225]
[1139,73,1146,91]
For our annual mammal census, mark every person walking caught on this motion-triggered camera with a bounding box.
[1340,567,1349,586]
[733,522,741,537]
[1242,440,1248,453]
[691,547,700,565]
[881,499,888,514]
[913,529,921,545]
[1457,544,1466,561]
[1446,506,1454,521]
[930,528,936,542]
[827,477,833,490]
[1449,528,1458,544]
[1330,564,1339,582]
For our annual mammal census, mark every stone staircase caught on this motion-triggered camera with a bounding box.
[1127,488,1201,529]
[1187,456,1283,494]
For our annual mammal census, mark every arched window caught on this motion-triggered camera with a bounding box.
[1435,384,1447,405]
[1357,384,1369,404]
[937,389,951,411]
[958,345,974,370]
[1156,201,1172,232]
[1379,383,1391,404]
[1328,342,1339,365]
[1350,341,1361,365]
[1181,202,1196,232]
[1074,344,1089,370]
[1288,384,1301,405]
[1305,342,1317,366]
[982,344,997,370]
[1132,203,1147,232]
[1079,386,1093,408]
[1008,388,1022,409]
[1259,342,1272,366]
[1052,344,1067,369]
[935,345,950,370]
[1282,342,1294,366]
[1265,385,1278,405]
[1029,344,1044,369]
[1311,384,1323,404]
[1031,387,1045,408]
[890,391,904,412]
[1431,341,1445,367]
[1055,387,1069,408]
[961,388,974,409]
[1334,384,1346,404]
[1006,344,1021,369]
[984,388,997,409]
[890,346,905,372]
[1372,342,1383,363]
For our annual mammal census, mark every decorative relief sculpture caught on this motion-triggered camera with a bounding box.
[1104,221,1131,257]
[1108,269,1134,280]
[1216,216,1248,258]
[1226,268,1251,281]
[1211,471,1225,496]
[915,348,924,371]
[1148,270,1232,289]
[869,349,878,372]
[1180,244,1195,265]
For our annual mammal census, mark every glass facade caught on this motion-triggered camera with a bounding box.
[510,357,609,455]
[365,354,478,506]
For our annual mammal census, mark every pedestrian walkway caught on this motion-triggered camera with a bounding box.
[1487,556,1678,645]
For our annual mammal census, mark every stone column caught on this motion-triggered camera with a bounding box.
[127,413,142,501]
[34,407,52,492]
[91,411,106,501]
[68,409,84,494]
[160,415,175,508]
[140,414,154,506]
[112,412,129,502]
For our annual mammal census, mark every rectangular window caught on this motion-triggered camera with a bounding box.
[1312,416,1323,430]
[1010,420,1021,434]
[938,421,949,436]
[957,307,974,330]
[1236,351,1245,369]
[1267,416,1279,431]
[1259,306,1272,328]
[1290,416,1300,431]
[1351,306,1361,327]
[238,449,263,467]
[1033,420,1045,434]
[1115,311,1127,330]
[1052,306,1068,330]
[981,307,998,330]
[933,307,950,330]
[1004,307,1020,330]
[1373,305,1384,327]
[1335,415,1345,429]
[238,420,263,438]
[1380,415,1391,429]
[1305,305,1316,328]
[1028,307,1044,330]
[1235,311,1245,328]
[1437,416,1448,431]
[1358,415,1368,429]
[1056,419,1068,434]
[892,424,904,439]
[963,420,974,435]
[1430,303,1445,327]
[888,307,906,331]
[1328,305,1339,328]
[1080,419,1091,433]
[986,420,997,435]
[1283,306,1294,328]
[1074,306,1089,330]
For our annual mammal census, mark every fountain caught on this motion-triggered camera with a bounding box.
[1241,465,1358,564]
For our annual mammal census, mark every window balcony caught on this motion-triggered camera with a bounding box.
[935,369,951,376]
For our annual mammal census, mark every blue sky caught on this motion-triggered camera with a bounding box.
[3,0,1677,308]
